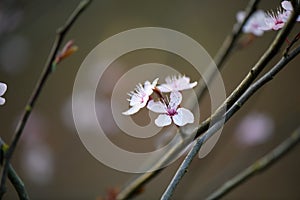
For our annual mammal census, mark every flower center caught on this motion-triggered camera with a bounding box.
[167,108,178,116]
[275,19,283,25]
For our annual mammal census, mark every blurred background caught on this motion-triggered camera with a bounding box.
[0,0,300,199]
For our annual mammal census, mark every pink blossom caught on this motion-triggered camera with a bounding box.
[235,112,274,147]
[260,10,288,31]
[236,10,266,36]
[156,75,197,93]
[147,91,194,127]
[0,82,7,105]
[122,78,158,115]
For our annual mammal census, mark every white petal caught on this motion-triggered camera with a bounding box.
[282,1,293,11]
[252,29,264,36]
[236,11,246,22]
[155,114,172,127]
[189,81,197,88]
[144,78,159,95]
[147,100,166,113]
[164,76,172,84]
[0,97,5,105]
[156,84,172,93]
[177,76,197,91]
[0,82,7,96]
[260,18,273,31]
[169,91,182,109]
[151,78,159,87]
[143,81,153,95]
[173,108,194,126]
[122,105,141,115]
[129,94,141,106]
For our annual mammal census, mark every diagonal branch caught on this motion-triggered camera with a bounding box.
[116,0,260,199]
[160,39,300,200]
[0,0,92,198]
[195,0,300,139]
[206,126,300,200]
[194,0,260,102]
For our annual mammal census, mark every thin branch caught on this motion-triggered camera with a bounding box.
[0,138,29,200]
[160,41,300,200]
[206,126,300,200]
[117,1,260,199]
[194,1,300,140]
[284,32,300,56]
[0,0,92,198]
[194,0,259,102]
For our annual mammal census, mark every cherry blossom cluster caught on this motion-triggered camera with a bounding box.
[237,1,300,36]
[122,75,197,127]
[0,82,7,105]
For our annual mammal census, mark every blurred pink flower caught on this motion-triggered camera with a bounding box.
[122,78,158,115]
[21,144,54,185]
[235,112,274,147]
[147,91,194,127]
[0,82,7,105]
[157,75,197,93]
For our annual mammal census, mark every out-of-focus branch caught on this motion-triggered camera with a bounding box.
[160,39,300,200]
[116,0,260,199]
[0,138,29,200]
[0,0,92,198]
[194,0,260,102]
[195,1,300,140]
[206,126,300,200]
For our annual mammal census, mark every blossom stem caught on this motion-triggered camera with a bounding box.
[284,31,300,56]
[0,0,92,198]
[153,87,165,101]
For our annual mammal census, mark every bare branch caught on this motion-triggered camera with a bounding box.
[0,0,92,198]
[160,41,300,200]
[206,126,300,200]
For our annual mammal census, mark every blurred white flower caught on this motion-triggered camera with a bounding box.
[62,95,119,135]
[235,112,274,147]
[157,75,197,93]
[236,10,266,36]
[21,144,54,185]
[18,112,54,185]
[281,1,300,21]
[147,91,194,127]
[122,78,158,115]
[0,82,7,105]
